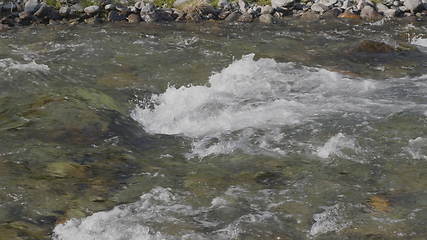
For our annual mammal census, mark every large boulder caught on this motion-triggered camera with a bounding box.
[360,5,382,20]
[24,0,41,14]
[271,0,294,8]
[403,0,423,12]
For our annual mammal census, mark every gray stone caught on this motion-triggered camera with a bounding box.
[24,0,40,14]
[140,2,154,14]
[398,5,407,11]
[238,0,248,12]
[393,1,400,6]
[1,2,18,11]
[360,5,382,19]
[218,0,228,8]
[318,0,337,7]
[383,8,397,16]
[59,6,70,16]
[70,4,84,14]
[271,0,294,9]
[311,3,328,13]
[259,13,273,23]
[84,5,99,15]
[105,4,115,10]
[403,0,422,12]
[376,2,389,12]
[260,5,273,14]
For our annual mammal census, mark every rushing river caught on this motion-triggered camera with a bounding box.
[1,18,427,240]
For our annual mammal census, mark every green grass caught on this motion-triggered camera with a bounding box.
[153,0,175,7]
[45,0,61,8]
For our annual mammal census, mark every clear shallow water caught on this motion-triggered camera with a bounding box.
[0,19,427,240]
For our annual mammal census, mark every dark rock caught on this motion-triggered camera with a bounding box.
[352,40,396,53]
[0,23,9,32]
[34,3,51,18]
[127,13,141,23]
[18,11,34,25]
[237,12,253,22]
[156,9,175,21]
[108,10,127,22]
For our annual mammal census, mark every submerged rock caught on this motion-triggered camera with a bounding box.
[351,40,396,53]
[46,161,89,178]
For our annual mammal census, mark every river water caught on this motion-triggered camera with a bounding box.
[0,18,427,240]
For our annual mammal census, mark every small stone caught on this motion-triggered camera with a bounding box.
[24,0,40,14]
[323,7,342,16]
[341,0,350,9]
[127,13,141,23]
[259,13,273,23]
[59,6,70,16]
[360,5,382,20]
[134,1,144,9]
[311,3,328,13]
[70,4,84,14]
[393,0,401,6]
[237,12,253,22]
[260,5,273,14]
[84,5,100,15]
[271,0,294,8]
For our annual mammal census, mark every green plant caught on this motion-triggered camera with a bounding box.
[80,0,100,8]
[44,0,61,8]
[153,0,175,7]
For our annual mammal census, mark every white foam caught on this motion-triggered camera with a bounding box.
[53,186,286,240]
[131,54,400,158]
[0,58,49,72]
[411,37,427,48]
[406,137,427,160]
[310,204,350,236]
[316,133,359,159]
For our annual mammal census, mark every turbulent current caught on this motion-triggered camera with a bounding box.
[1,20,427,240]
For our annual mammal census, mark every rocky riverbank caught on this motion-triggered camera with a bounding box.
[0,0,426,30]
